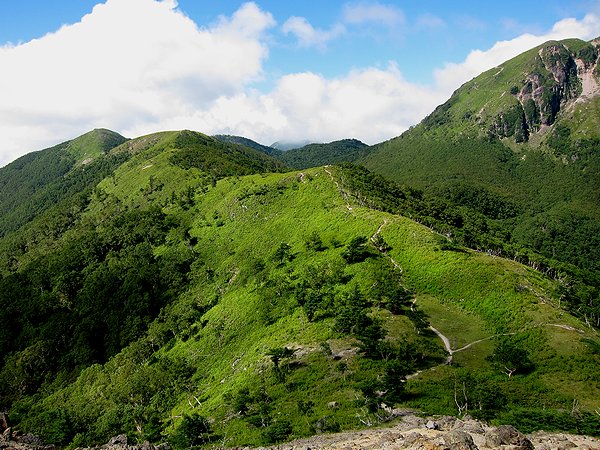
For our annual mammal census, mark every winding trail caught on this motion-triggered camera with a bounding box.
[323,166,353,211]
[371,219,403,273]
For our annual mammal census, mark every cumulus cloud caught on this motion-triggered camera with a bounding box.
[434,12,600,94]
[282,16,345,49]
[0,0,275,165]
[1,0,600,167]
[342,2,405,28]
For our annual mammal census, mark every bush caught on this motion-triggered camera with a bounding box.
[261,419,292,444]
[341,236,370,263]
[170,413,213,449]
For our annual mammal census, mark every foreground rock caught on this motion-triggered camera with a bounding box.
[1,412,599,449]
[252,414,600,450]
[0,428,170,450]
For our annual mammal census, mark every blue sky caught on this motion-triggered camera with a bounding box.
[0,0,599,165]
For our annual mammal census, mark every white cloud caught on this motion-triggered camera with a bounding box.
[342,2,405,28]
[142,64,438,146]
[434,13,600,94]
[1,1,600,167]
[416,13,446,30]
[282,16,345,49]
[0,0,275,166]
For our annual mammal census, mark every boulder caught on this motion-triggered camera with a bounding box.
[426,419,439,430]
[485,425,534,449]
[108,434,129,446]
[453,419,485,434]
[19,433,44,446]
[444,430,479,450]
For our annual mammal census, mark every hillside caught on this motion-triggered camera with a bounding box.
[0,129,127,237]
[360,38,600,328]
[213,134,282,157]
[0,127,598,448]
[0,38,599,449]
[278,139,369,169]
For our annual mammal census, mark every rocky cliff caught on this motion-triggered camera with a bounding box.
[491,39,599,143]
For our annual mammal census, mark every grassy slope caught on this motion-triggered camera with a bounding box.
[0,129,127,237]
[360,38,600,285]
[18,160,599,446]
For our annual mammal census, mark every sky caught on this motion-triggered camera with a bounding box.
[0,1,599,166]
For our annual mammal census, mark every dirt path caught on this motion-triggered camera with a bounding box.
[323,166,353,211]
[371,219,403,273]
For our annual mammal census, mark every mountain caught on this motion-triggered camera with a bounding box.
[0,129,127,237]
[270,139,314,151]
[0,40,599,449]
[279,138,369,169]
[360,38,600,321]
[0,127,599,448]
[213,134,282,157]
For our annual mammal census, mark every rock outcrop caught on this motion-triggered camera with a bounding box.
[253,413,600,450]
[2,411,599,449]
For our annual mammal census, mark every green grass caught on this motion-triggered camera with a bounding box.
[3,146,599,446]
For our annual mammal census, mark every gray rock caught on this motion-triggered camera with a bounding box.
[436,415,458,430]
[108,434,128,446]
[444,430,479,450]
[453,419,485,434]
[485,425,533,450]
[404,432,424,445]
[426,419,439,430]
[19,433,44,446]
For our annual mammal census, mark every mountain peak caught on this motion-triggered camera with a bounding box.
[67,128,128,165]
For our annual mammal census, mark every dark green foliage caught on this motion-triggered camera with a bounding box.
[267,347,296,370]
[272,242,294,266]
[0,151,128,238]
[213,134,282,157]
[548,124,572,153]
[232,388,252,415]
[341,236,371,263]
[304,231,326,251]
[382,359,410,403]
[0,207,193,408]
[279,139,369,169]
[493,104,528,141]
[523,99,540,131]
[422,94,458,129]
[406,309,430,334]
[0,130,126,238]
[335,286,371,335]
[488,336,534,378]
[336,164,508,252]
[293,259,348,321]
[337,162,600,328]
[439,182,519,220]
[497,408,600,436]
[261,419,292,444]
[169,131,286,178]
[367,259,413,314]
[170,413,213,449]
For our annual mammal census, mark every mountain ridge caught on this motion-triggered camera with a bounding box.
[359,38,600,326]
[0,37,598,449]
